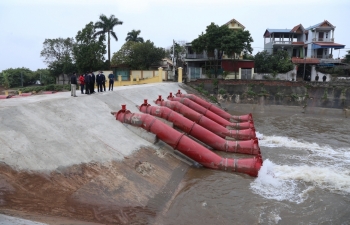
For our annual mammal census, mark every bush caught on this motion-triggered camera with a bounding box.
[19,84,71,93]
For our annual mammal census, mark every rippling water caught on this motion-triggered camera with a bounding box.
[163,105,350,225]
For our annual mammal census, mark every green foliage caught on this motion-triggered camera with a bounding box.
[290,93,299,101]
[40,37,76,77]
[125,30,144,43]
[0,67,34,87]
[94,14,123,63]
[191,23,253,78]
[343,50,350,63]
[218,88,226,95]
[258,87,269,96]
[2,72,10,89]
[246,87,256,97]
[19,84,71,93]
[112,40,165,70]
[322,88,328,100]
[74,22,106,73]
[255,50,294,73]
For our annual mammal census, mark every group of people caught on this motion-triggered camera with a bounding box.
[315,73,327,82]
[70,71,115,97]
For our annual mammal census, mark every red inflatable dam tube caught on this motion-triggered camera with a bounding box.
[139,100,260,155]
[116,105,262,177]
[155,96,255,140]
[175,90,253,122]
[167,93,235,127]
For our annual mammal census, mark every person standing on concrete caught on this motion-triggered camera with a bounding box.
[323,74,327,82]
[70,72,78,97]
[102,72,106,91]
[96,71,103,92]
[315,73,319,82]
[108,72,115,91]
[84,72,91,95]
[79,74,85,94]
[90,71,96,94]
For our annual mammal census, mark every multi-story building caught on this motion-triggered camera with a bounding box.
[263,20,345,63]
[185,18,255,80]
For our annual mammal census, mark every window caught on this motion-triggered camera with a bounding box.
[305,34,308,41]
[325,32,328,39]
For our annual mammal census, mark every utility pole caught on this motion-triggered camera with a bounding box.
[172,40,175,81]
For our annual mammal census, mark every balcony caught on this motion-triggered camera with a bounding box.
[186,53,206,59]
[312,55,342,63]
[312,38,334,42]
[273,41,292,45]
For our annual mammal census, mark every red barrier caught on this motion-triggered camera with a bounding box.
[139,100,260,155]
[0,95,9,99]
[175,90,253,122]
[116,105,262,177]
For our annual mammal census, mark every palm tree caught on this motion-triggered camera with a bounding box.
[94,14,123,65]
[125,30,144,43]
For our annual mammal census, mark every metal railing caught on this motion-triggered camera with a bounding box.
[312,38,334,42]
[186,54,205,59]
[273,41,292,44]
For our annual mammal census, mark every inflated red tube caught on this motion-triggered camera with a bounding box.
[155,96,255,140]
[175,90,253,122]
[167,93,235,127]
[228,121,254,130]
[139,100,260,155]
[116,105,262,177]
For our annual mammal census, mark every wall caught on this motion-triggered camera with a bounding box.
[189,79,350,109]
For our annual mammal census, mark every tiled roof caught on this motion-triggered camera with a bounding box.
[266,29,291,33]
[313,42,345,47]
[223,18,245,29]
[292,57,320,64]
[306,20,335,30]
[291,24,304,33]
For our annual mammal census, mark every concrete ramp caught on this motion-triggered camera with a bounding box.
[0,82,189,224]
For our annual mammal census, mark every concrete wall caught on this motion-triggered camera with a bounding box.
[189,79,350,109]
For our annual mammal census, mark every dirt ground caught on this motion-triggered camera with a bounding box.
[0,146,189,225]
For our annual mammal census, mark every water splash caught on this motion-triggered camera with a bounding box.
[251,159,350,203]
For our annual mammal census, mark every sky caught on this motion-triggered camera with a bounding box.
[0,0,349,72]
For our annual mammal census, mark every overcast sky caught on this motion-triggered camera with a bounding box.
[1,0,349,72]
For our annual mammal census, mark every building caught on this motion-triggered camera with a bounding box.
[185,18,255,80]
[263,20,345,63]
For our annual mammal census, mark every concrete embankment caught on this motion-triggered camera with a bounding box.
[0,83,190,224]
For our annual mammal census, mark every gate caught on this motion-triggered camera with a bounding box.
[115,69,130,81]
[241,69,252,80]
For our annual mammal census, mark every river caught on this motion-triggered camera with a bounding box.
[161,104,350,225]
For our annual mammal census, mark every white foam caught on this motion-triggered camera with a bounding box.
[251,159,350,203]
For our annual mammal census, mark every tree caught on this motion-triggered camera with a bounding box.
[94,14,123,66]
[254,50,293,74]
[111,41,137,66]
[125,30,144,43]
[73,22,106,73]
[111,40,165,70]
[40,38,76,77]
[129,40,165,70]
[344,50,350,63]
[191,23,253,78]
[0,68,34,87]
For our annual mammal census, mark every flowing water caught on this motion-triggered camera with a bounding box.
[162,105,350,225]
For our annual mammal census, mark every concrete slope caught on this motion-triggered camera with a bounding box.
[0,83,186,172]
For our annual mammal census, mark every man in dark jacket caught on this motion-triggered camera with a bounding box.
[90,72,96,93]
[108,72,115,91]
[96,71,103,92]
[102,72,106,91]
[70,72,78,97]
[84,72,90,95]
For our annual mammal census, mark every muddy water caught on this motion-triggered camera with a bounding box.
[163,104,350,225]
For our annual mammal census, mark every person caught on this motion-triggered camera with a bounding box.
[90,71,96,94]
[70,72,78,97]
[323,74,327,82]
[102,72,106,91]
[315,73,319,82]
[79,74,85,94]
[96,71,103,92]
[84,72,91,95]
[108,71,115,91]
